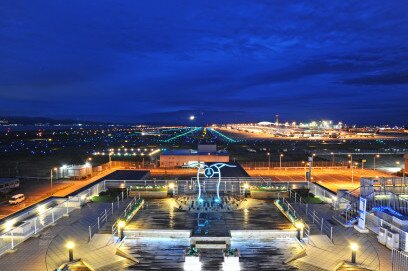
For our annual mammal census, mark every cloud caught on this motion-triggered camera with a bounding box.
[343,70,408,85]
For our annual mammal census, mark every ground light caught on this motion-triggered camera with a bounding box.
[118,220,126,240]
[295,221,304,240]
[168,182,175,197]
[350,242,358,263]
[66,241,75,262]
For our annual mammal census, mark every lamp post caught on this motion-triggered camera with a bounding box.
[168,182,175,197]
[348,154,353,183]
[396,161,405,180]
[330,152,335,167]
[295,221,304,240]
[279,154,284,168]
[350,243,358,264]
[373,154,380,170]
[66,241,75,262]
[50,167,57,190]
[267,152,271,169]
[108,152,113,168]
[118,220,126,240]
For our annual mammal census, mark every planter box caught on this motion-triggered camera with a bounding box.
[129,190,167,198]
[250,190,287,199]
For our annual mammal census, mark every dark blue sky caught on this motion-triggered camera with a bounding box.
[1,1,407,125]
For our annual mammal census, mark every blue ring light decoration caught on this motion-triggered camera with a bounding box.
[189,162,236,202]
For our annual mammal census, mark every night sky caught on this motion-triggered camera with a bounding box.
[1,1,407,125]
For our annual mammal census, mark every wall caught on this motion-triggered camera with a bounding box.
[160,154,229,167]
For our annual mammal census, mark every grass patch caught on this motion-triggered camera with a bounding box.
[91,188,125,203]
[300,196,324,204]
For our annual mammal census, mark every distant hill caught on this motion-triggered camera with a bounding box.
[0,116,103,125]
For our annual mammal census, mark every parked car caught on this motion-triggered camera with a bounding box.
[9,194,25,205]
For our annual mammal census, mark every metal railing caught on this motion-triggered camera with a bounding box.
[0,180,106,256]
[240,161,348,169]
[392,249,408,271]
[282,190,334,242]
[112,197,144,236]
[88,188,130,241]
[275,197,311,243]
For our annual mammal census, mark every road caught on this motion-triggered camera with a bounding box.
[245,168,394,192]
[0,167,118,220]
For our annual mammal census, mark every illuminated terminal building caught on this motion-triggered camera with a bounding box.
[159,144,229,167]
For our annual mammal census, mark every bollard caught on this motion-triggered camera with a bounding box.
[34,218,37,234]
[111,202,114,215]
[97,217,100,230]
[321,218,324,232]
[89,226,92,241]
[11,231,14,250]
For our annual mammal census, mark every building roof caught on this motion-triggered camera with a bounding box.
[0,178,19,184]
[101,170,150,181]
[161,149,228,156]
[205,162,249,178]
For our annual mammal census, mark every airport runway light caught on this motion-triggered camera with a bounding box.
[295,221,304,240]
[66,241,75,262]
[350,242,358,263]
[118,220,126,240]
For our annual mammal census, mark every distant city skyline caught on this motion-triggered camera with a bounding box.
[1,1,407,125]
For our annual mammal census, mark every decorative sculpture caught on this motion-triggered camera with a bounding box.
[189,162,236,202]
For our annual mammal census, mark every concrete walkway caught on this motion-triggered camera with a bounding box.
[0,199,133,271]
[291,203,392,271]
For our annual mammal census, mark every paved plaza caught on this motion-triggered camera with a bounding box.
[0,199,133,271]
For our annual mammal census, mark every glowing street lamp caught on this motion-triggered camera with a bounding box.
[168,182,175,197]
[279,154,284,168]
[350,242,358,264]
[117,220,126,240]
[295,221,304,240]
[373,154,380,170]
[66,241,75,262]
[267,152,271,169]
[50,167,57,190]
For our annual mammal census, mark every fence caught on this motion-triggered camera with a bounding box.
[282,189,334,242]
[240,161,348,169]
[392,249,408,271]
[0,179,106,256]
[88,188,131,241]
[104,178,308,197]
[111,197,144,236]
[275,196,311,243]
